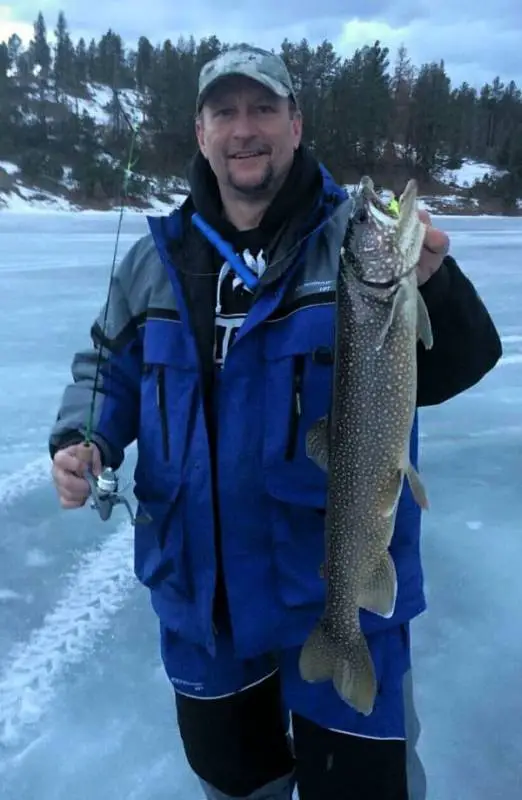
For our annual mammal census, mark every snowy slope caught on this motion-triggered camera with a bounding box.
[0,80,189,215]
[0,156,187,215]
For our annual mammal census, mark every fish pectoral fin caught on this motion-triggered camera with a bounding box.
[417,291,434,350]
[406,463,429,510]
[299,624,377,716]
[358,552,397,618]
[306,415,329,472]
[378,470,404,517]
[376,282,409,351]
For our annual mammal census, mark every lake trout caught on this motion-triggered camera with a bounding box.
[298,176,433,716]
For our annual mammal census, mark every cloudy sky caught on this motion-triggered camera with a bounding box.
[1,0,521,89]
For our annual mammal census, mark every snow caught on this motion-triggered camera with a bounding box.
[440,159,506,189]
[0,212,520,798]
[0,183,187,215]
[67,83,144,128]
[0,161,19,176]
[0,184,83,213]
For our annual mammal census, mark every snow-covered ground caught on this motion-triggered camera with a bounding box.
[440,159,506,189]
[0,158,187,215]
[0,211,520,799]
[2,156,518,216]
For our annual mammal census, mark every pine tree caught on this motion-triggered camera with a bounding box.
[53,11,75,97]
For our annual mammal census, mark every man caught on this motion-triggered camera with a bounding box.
[50,45,502,800]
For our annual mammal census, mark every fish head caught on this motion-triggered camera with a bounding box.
[342,176,427,290]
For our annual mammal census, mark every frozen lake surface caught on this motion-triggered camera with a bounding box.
[0,210,521,799]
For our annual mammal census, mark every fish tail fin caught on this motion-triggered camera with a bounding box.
[298,622,336,683]
[332,630,377,717]
[299,623,378,717]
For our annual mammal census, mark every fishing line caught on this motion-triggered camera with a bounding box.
[84,94,139,446]
[80,91,149,527]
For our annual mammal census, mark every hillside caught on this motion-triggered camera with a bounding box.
[0,80,519,217]
[0,78,192,215]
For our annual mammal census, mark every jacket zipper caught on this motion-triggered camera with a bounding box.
[156,366,170,461]
[285,354,305,460]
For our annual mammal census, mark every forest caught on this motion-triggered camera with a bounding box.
[1,11,521,207]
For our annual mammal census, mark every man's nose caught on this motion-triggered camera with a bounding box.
[231,109,258,138]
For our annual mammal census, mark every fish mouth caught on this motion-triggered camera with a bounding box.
[352,176,398,221]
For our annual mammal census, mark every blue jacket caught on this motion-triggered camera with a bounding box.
[49,165,425,662]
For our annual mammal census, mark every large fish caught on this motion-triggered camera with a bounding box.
[298,176,433,716]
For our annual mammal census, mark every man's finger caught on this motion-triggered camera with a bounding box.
[90,446,103,478]
[417,209,450,257]
[59,496,87,509]
[52,462,86,488]
[54,449,88,476]
[423,226,450,257]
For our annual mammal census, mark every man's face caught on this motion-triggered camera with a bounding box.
[195,75,302,198]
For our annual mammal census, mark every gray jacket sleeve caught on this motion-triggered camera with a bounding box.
[48,235,155,468]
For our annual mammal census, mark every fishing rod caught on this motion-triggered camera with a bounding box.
[81,89,148,527]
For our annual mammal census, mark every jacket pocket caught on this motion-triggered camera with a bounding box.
[285,354,305,461]
[262,319,335,498]
[264,472,327,609]
[156,365,170,461]
[138,363,197,497]
[133,484,193,601]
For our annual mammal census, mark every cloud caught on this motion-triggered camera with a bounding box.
[1,0,521,89]
[0,4,33,43]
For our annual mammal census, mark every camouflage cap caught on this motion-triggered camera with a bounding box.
[196,44,296,111]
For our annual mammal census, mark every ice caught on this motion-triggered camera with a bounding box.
[0,210,521,799]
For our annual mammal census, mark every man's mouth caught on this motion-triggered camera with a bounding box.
[230,150,268,159]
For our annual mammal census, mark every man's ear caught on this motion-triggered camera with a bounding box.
[195,114,207,158]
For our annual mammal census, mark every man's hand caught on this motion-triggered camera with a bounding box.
[416,209,450,286]
[52,443,102,509]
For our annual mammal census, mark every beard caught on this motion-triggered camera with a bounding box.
[225,154,275,197]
